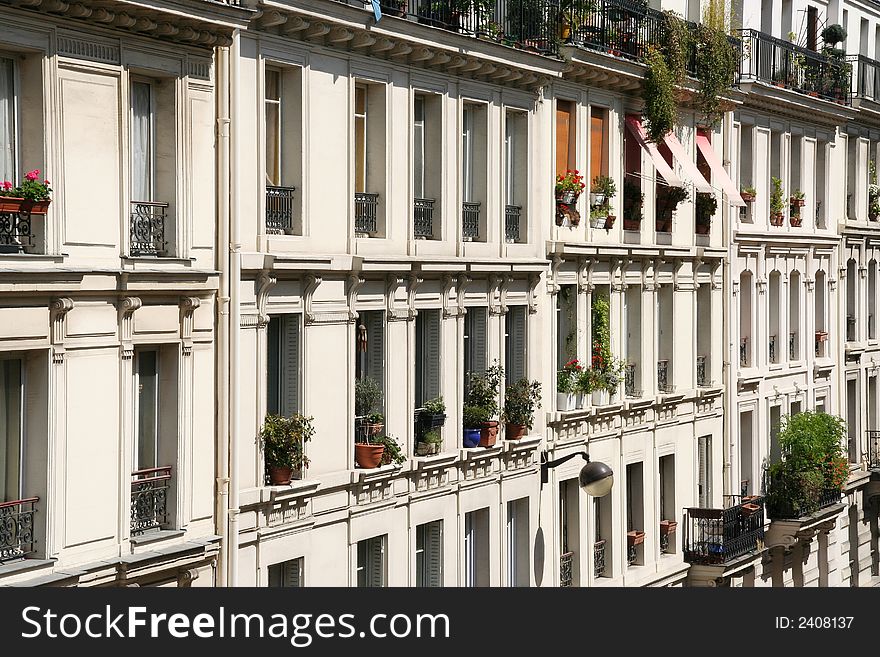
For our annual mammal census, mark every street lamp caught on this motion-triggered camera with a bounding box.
[540,451,614,497]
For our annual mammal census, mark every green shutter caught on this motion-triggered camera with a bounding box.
[427,521,443,587]
[282,315,300,416]
[424,311,441,403]
[366,311,385,410]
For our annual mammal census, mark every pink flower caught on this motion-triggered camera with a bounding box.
[2,181,11,190]
[25,169,40,181]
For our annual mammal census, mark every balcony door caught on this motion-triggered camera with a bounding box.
[135,349,159,471]
[130,80,155,204]
[0,57,16,184]
[0,358,23,502]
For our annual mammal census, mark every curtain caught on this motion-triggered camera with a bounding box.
[130,81,152,202]
[0,359,22,502]
[0,58,16,184]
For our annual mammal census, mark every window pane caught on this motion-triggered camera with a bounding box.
[0,58,15,183]
[354,115,366,193]
[0,359,23,501]
[136,350,158,470]
[462,106,474,202]
[590,108,608,180]
[265,69,280,101]
[131,81,153,202]
[413,97,425,198]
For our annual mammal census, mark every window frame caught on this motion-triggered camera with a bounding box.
[264,65,283,187]
[134,348,160,472]
[0,53,21,184]
[0,355,24,503]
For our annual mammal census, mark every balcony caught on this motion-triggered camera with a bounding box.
[624,361,640,397]
[867,430,880,470]
[738,29,851,104]
[846,314,856,342]
[696,355,707,387]
[413,197,435,239]
[657,359,672,393]
[683,496,765,566]
[0,497,38,563]
[789,332,797,360]
[0,207,39,254]
[560,551,573,587]
[768,334,777,363]
[130,201,168,256]
[355,192,379,235]
[131,466,172,536]
[848,54,880,101]
[461,201,480,241]
[764,466,842,520]
[740,337,749,367]
[505,204,521,243]
[266,185,296,234]
[593,539,606,578]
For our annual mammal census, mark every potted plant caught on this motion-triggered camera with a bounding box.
[769,176,785,226]
[374,434,406,466]
[870,160,879,221]
[555,169,586,205]
[355,431,385,469]
[590,175,616,207]
[589,205,608,229]
[740,185,756,203]
[261,413,314,485]
[416,428,443,456]
[355,377,384,436]
[556,358,581,411]
[695,192,717,235]
[574,366,592,409]
[419,395,446,431]
[623,178,644,231]
[659,519,677,536]
[502,378,542,440]
[655,185,689,232]
[465,362,504,447]
[790,189,805,208]
[0,169,52,214]
[462,404,488,448]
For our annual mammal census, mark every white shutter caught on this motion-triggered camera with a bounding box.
[130,81,153,202]
[370,536,385,587]
[0,58,15,182]
[366,311,385,409]
[471,308,487,375]
[282,315,300,416]
[424,311,441,402]
[427,521,443,587]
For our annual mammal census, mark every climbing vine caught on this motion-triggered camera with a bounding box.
[643,46,677,143]
[694,0,737,126]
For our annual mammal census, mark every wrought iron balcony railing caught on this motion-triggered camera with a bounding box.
[657,359,672,392]
[461,201,480,240]
[593,539,606,578]
[505,204,521,243]
[768,334,777,363]
[740,337,749,366]
[355,192,379,235]
[867,430,880,470]
[696,355,707,387]
[130,201,168,256]
[266,185,296,234]
[0,209,36,254]
[413,197,435,238]
[560,551,573,587]
[683,496,765,565]
[0,497,38,563]
[848,54,880,101]
[624,361,640,397]
[738,29,851,103]
[131,466,171,536]
[789,332,797,360]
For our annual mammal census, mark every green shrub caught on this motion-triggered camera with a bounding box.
[502,378,542,429]
[261,413,314,470]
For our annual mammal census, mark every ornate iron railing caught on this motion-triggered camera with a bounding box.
[0,210,35,253]
[738,29,851,103]
[266,185,296,234]
[740,337,749,366]
[560,551,574,587]
[848,54,880,101]
[867,430,880,470]
[505,204,521,243]
[130,201,168,256]
[355,192,379,235]
[789,332,797,360]
[0,497,38,563]
[768,334,777,363]
[627,542,637,566]
[683,496,765,565]
[696,355,707,387]
[624,361,638,397]
[461,201,480,240]
[413,197,435,238]
[657,359,672,392]
[131,466,171,535]
[593,539,606,578]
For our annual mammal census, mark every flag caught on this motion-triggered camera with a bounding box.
[371,0,382,22]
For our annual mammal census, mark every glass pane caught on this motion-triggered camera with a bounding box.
[136,350,158,470]
[505,115,515,206]
[355,117,366,193]
[265,103,280,186]
[462,106,474,202]
[355,85,366,116]
[0,359,23,501]
[0,58,15,183]
[265,68,280,101]
[130,81,153,202]
[413,96,424,198]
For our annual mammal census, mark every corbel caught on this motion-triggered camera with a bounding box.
[118,296,142,361]
[179,297,201,357]
[256,269,278,327]
[347,274,366,321]
[303,274,322,325]
[50,297,74,364]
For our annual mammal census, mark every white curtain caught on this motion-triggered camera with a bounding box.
[130,81,152,202]
[0,58,16,184]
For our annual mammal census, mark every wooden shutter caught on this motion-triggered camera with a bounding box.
[555,102,571,177]
[590,109,607,180]
[424,311,441,402]
[282,315,300,416]
[427,521,443,587]
[366,311,385,408]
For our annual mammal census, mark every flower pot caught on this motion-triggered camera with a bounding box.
[556,190,578,205]
[789,214,803,227]
[463,428,482,448]
[0,197,24,213]
[268,465,296,485]
[790,198,805,207]
[740,192,756,203]
[416,441,441,456]
[591,388,608,406]
[623,218,641,231]
[575,392,585,409]
[505,423,527,441]
[604,215,616,229]
[590,192,606,206]
[589,214,606,229]
[659,520,678,535]
[627,530,646,546]
[479,420,499,447]
[354,443,385,469]
[741,502,761,517]
[695,221,710,235]
[556,392,575,412]
[770,212,784,226]
[656,218,672,233]
[419,412,447,430]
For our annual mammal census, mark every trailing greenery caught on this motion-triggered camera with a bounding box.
[643,46,678,143]
[502,378,542,429]
[589,293,626,392]
[261,413,314,470]
[765,412,848,519]
[662,10,691,87]
[374,434,406,466]
[694,0,737,126]
[422,396,446,414]
[465,361,504,424]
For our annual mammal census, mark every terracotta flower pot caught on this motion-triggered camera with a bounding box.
[790,198,805,207]
[741,502,761,516]
[604,214,616,229]
[354,443,385,469]
[789,214,803,227]
[770,212,784,226]
[0,198,51,214]
[627,530,646,546]
[479,420,499,447]
[267,465,294,485]
[623,218,641,231]
[505,423,527,441]
[740,192,756,203]
[0,197,24,213]
[695,221,710,234]
[659,520,678,535]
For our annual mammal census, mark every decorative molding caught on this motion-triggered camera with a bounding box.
[385,275,409,322]
[442,273,459,318]
[179,297,200,356]
[118,296,142,361]
[456,274,473,316]
[527,273,541,315]
[302,274,322,325]
[406,273,424,319]
[49,297,74,364]
[347,274,366,321]
[488,274,504,315]
[829,277,838,291]
[188,60,212,81]
[549,254,563,294]
[731,281,739,296]
[756,278,766,295]
[57,35,120,64]
[577,259,591,294]
[240,314,262,328]
[255,270,277,327]
[805,278,815,291]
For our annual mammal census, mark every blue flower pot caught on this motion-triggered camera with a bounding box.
[463,428,481,448]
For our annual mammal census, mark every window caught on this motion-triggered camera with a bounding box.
[265,68,281,187]
[268,557,303,587]
[462,104,475,204]
[594,495,611,578]
[556,285,577,370]
[354,82,387,236]
[0,57,16,183]
[414,95,425,200]
[559,479,579,586]
[659,455,675,554]
[355,310,385,413]
[505,109,528,243]
[506,498,529,586]
[740,411,754,495]
[590,106,609,182]
[356,535,386,587]
[768,271,780,363]
[697,435,712,507]
[555,100,574,177]
[463,307,487,381]
[415,520,443,587]
[505,306,527,386]
[130,80,154,203]
[135,349,159,471]
[625,462,644,566]
[807,6,818,50]
[464,508,489,587]
[415,310,440,408]
[789,270,801,360]
[0,358,22,502]
[769,406,782,465]
[263,63,303,235]
[412,92,441,239]
[267,315,301,416]
[461,102,487,241]
[847,378,859,462]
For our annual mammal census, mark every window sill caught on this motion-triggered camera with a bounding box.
[0,252,66,263]
[350,463,403,484]
[122,256,197,266]
[459,444,504,461]
[0,557,56,579]
[411,452,459,470]
[503,435,542,452]
[130,529,185,547]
